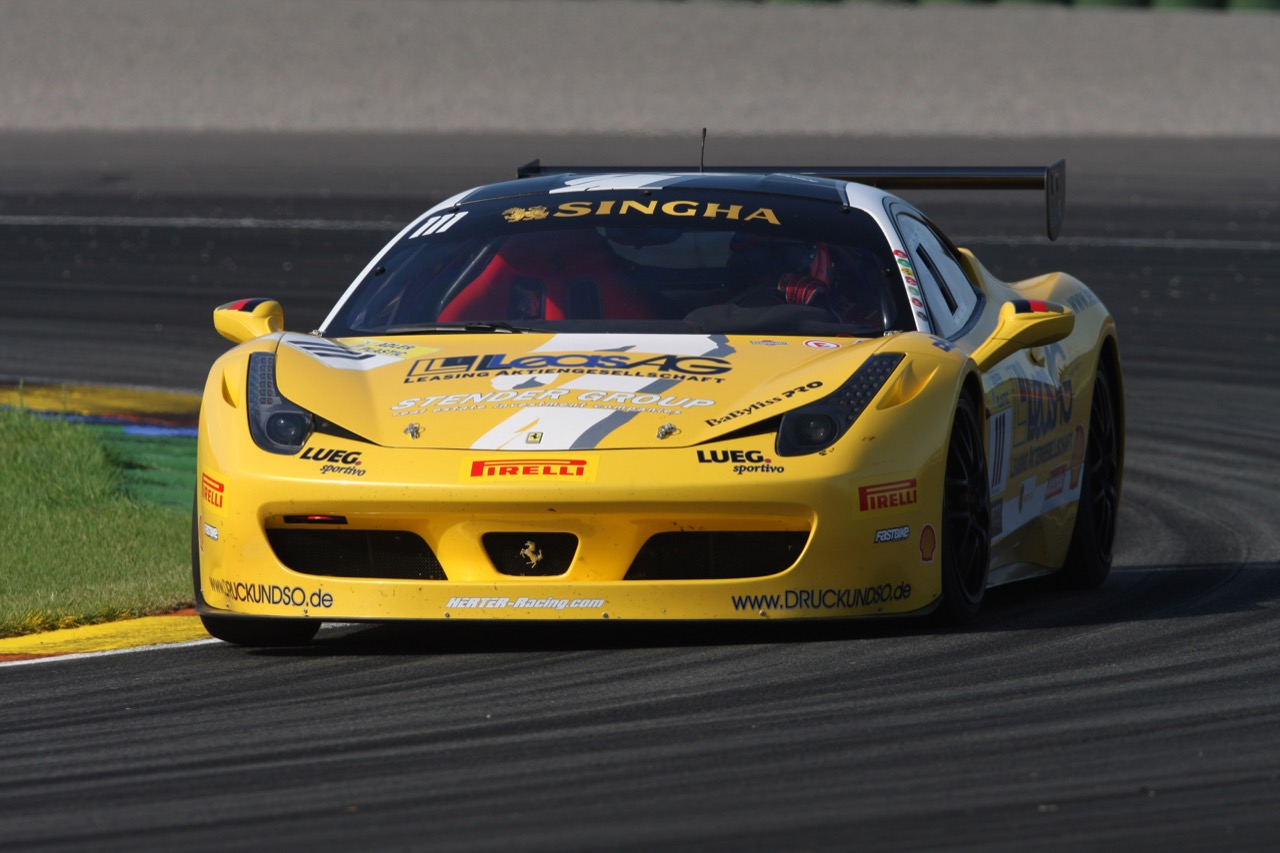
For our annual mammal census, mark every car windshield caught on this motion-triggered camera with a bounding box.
[324,190,911,338]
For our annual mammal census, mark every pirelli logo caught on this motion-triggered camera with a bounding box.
[858,479,917,512]
[462,456,597,482]
[201,473,225,508]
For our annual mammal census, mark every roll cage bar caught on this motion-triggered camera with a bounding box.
[517,159,1066,241]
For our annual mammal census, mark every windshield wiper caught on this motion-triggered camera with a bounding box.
[380,321,545,335]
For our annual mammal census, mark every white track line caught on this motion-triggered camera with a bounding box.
[0,638,222,667]
[0,214,398,231]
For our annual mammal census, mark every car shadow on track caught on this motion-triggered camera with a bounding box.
[979,560,1280,630]
[236,561,1279,658]
[248,614,938,658]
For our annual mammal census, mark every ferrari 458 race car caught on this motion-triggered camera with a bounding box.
[194,160,1123,646]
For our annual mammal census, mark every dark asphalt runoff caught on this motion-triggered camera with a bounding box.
[2,134,1279,851]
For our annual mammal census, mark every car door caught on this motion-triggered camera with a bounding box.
[891,204,1078,572]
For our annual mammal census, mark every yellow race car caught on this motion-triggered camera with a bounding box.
[194,161,1123,645]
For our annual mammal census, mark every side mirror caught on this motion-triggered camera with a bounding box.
[214,298,284,344]
[971,300,1074,372]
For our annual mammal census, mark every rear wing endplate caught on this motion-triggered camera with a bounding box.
[517,159,1066,241]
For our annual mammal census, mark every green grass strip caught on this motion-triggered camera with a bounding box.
[88,425,197,511]
[0,409,193,639]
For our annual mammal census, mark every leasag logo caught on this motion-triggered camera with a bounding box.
[461,457,598,482]
[858,479,917,512]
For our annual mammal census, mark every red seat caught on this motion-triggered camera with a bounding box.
[438,231,658,322]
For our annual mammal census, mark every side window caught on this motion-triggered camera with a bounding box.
[895,212,979,338]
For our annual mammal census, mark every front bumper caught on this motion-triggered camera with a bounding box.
[195,438,945,623]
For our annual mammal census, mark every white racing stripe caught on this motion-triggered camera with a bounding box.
[283,335,402,371]
[547,174,681,194]
[471,406,617,451]
[559,374,655,392]
[470,372,705,450]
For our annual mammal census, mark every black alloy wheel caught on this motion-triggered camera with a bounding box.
[1062,366,1120,588]
[937,393,991,624]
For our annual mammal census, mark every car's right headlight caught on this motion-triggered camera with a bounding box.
[247,352,314,454]
[775,353,904,457]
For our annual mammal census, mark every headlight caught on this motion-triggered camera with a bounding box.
[247,352,313,454]
[775,353,904,457]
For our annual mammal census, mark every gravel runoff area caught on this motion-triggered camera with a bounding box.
[1,0,1278,137]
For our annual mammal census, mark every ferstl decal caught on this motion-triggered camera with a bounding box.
[858,479,918,512]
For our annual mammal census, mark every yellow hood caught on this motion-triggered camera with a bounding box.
[273,332,889,451]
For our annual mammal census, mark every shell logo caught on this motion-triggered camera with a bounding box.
[919,524,937,563]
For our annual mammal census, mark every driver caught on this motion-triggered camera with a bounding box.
[726,235,885,328]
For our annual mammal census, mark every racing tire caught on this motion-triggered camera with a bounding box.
[936,393,991,625]
[192,498,322,647]
[1060,365,1120,589]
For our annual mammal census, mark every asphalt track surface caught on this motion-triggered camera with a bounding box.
[3,135,1280,850]
[5,1,1280,137]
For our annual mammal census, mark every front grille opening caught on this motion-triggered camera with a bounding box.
[482,532,578,577]
[625,531,808,580]
[267,529,446,580]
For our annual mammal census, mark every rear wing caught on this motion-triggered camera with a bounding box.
[517,159,1066,241]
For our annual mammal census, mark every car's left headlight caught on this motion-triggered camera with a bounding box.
[247,352,313,454]
[775,353,904,457]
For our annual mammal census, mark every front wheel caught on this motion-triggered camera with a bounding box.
[936,393,991,625]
